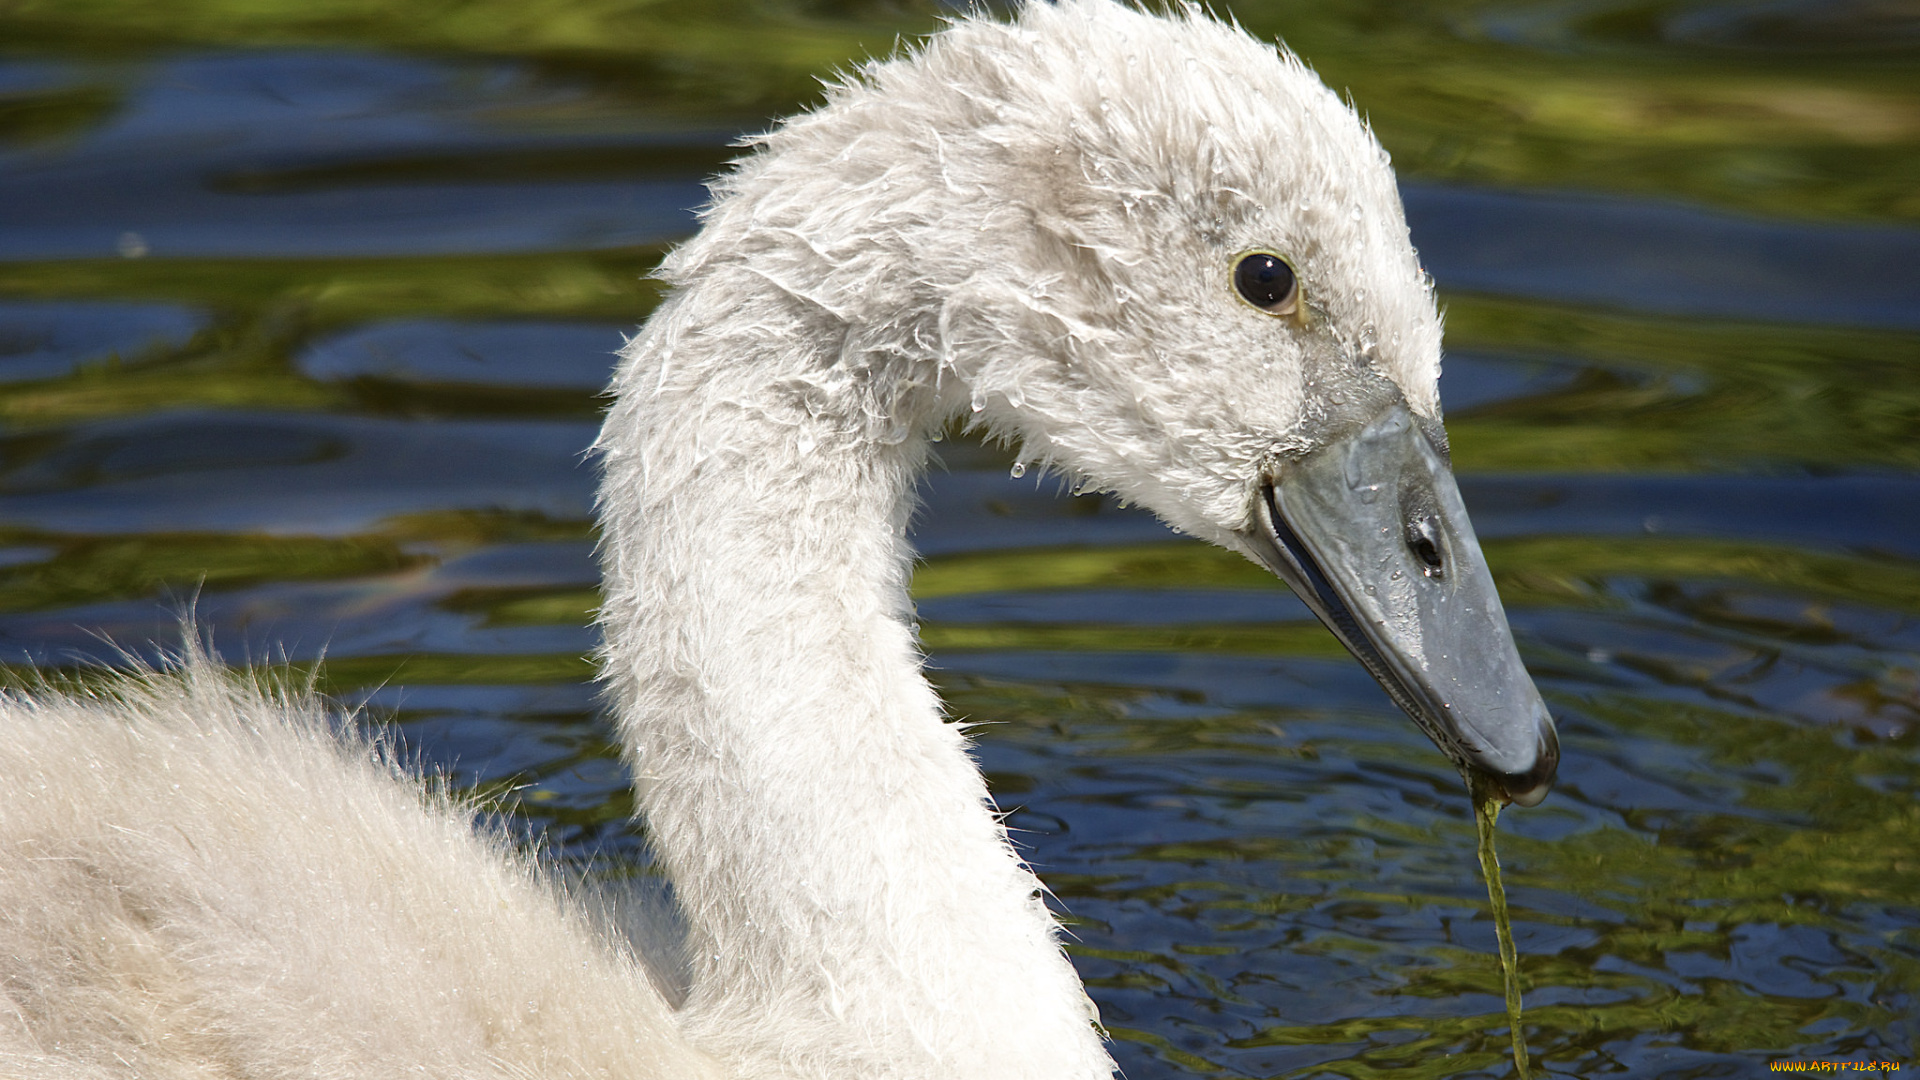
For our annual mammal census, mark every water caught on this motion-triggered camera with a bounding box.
[2,1,1916,1076]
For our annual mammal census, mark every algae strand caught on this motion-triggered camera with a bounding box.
[1471,772,1530,1080]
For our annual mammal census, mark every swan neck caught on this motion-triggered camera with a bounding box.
[596,288,1113,1079]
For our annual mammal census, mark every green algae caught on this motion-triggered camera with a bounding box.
[1472,772,1530,1080]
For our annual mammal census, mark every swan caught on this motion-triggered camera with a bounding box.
[0,2,1559,1077]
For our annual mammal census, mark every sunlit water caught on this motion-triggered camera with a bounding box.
[1,2,1916,1076]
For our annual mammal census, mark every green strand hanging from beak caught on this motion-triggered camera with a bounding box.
[1471,772,1530,1080]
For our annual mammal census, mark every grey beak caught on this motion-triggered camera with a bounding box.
[1237,392,1559,807]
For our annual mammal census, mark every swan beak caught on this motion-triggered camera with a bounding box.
[1237,397,1559,807]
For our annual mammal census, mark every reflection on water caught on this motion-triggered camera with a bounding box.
[300,319,627,388]
[1401,185,1920,330]
[0,0,1915,1076]
[0,299,205,382]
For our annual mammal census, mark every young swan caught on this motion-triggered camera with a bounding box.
[0,3,1556,1079]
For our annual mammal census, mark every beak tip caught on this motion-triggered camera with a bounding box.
[1491,718,1560,809]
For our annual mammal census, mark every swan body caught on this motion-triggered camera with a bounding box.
[0,3,1558,1078]
[0,660,721,1079]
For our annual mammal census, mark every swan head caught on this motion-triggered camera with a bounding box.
[675,1,1558,803]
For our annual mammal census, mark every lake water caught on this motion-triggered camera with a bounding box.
[1,1,1916,1076]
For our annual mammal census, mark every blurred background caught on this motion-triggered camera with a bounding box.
[0,0,1915,1075]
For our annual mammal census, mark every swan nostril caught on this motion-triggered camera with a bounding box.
[1408,517,1444,576]
[1413,536,1441,569]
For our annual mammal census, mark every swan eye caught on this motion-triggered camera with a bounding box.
[1232,251,1300,318]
